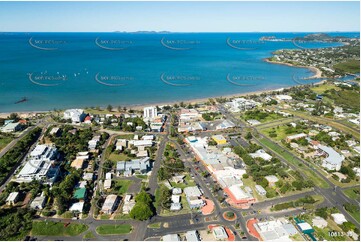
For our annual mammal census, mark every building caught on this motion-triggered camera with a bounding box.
[17,145,60,184]
[172,188,182,195]
[171,195,180,203]
[83,172,93,181]
[184,186,202,198]
[312,216,328,228]
[69,201,84,212]
[331,213,347,225]
[132,140,153,147]
[318,145,344,171]
[226,98,259,112]
[275,95,292,101]
[73,188,87,201]
[216,120,235,130]
[247,119,261,126]
[101,195,119,214]
[63,109,86,123]
[122,194,136,214]
[0,121,23,133]
[265,175,279,187]
[49,127,60,136]
[286,133,307,143]
[250,149,272,161]
[143,106,157,120]
[212,226,228,240]
[224,185,255,208]
[6,192,19,205]
[297,222,314,234]
[170,203,182,211]
[104,179,112,189]
[186,230,200,241]
[254,220,298,241]
[255,185,267,196]
[30,195,46,210]
[212,135,227,145]
[116,157,151,175]
[162,234,180,241]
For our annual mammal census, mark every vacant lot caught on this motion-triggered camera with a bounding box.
[32,221,88,236]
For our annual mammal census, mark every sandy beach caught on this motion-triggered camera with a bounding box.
[264,58,323,79]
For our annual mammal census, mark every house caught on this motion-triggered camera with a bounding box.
[331,213,347,225]
[83,172,94,181]
[184,186,202,197]
[275,95,292,101]
[104,179,112,189]
[312,216,328,228]
[172,175,185,184]
[122,194,136,214]
[247,119,261,126]
[63,109,86,123]
[212,135,227,145]
[186,230,200,241]
[30,195,46,210]
[49,127,60,136]
[212,226,228,240]
[255,185,266,196]
[170,203,182,211]
[171,195,181,203]
[116,157,151,175]
[101,195,119,214]
[250,149,272,161]
[162,234,180,241]
[73,188,87,201]
[286,133,307,143]
[297,222,314,234]
[69,201,84,212]
[265,175,279,187]
[172,188,182,195]
[133,140,153,147]
[6,192,19,205]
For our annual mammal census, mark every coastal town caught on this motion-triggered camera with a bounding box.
[0,69,360,241]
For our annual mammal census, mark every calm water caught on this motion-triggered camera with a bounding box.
[0,32,358,112]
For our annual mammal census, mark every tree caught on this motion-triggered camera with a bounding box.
[106,104,113,112]
[315,207,328,219]
[129,202,153,221]
[245,132,252,140]
[157,167,171,181]
[135,191,152,204]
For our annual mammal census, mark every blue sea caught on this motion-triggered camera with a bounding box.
[0,32,359,112]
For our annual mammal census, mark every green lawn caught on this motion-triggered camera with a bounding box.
[148,222,161,229]
[135,174,148,180]
[347,209,360,223]
[343,187,360,200]
[116,134,134,140]
[112,179,133,195]
[108,153,130,162]
[32,221,88,236]
[333,59,360,74]
[83,231,96,239]
[311,83,340,93]
[170,174,196,189]
[0,136,12,151]
[95,224,132,235]
[258,138,329,189]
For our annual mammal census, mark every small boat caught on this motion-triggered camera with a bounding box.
[15,97,28,104]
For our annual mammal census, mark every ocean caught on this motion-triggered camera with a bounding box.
[0,32,358,112]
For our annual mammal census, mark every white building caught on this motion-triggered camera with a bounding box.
[63,109,86,123]
[255,185,267,196]
[312,216,328,228]
[318,145,344,171]
[331,213,347,225]
[143,106,157,120]
[250,149,272,161]
[0,122,22,133]
[212,226,228,240]
[162,234,180,241]
[101,195,119,214]
[186,231,200,241]
[6,192,19,205]
[69,201,84,212]
[30,195,46,210]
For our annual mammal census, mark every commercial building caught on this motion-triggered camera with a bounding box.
[212,135,227,145]
[63,109,86,123]
[162,234,180,241]
[212,226,228,240]
[224,185,255,208]
[254,219,298,241]
[0,121,23,133]
[17,145,60,184]
[101,195,119,214]
[143,106,157,120]
[318,145,344,171]
[216,120,235,130]
[186,231,200,241]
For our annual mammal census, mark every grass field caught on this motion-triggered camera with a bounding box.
[334,59,360,74]
[170,174,196,189]
[311,83,340,93]
[343,187,360,200]
[108,152,130,162]
[258,138,329,189]
[83,231,96,239]
[112,179,133,195]
[95,224,132,235]
[32,221,88,236]
[0,136,12,151]
[148,222,161,229]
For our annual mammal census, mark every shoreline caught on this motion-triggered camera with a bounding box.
[0,80,328,117]
[264,58,323,79]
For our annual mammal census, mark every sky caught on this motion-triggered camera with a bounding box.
[0,1,359,32]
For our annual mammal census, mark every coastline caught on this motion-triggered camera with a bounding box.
[264,58,323,79]
[0,79,328,118]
